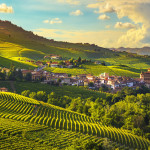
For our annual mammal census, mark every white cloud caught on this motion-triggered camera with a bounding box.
[87,3,100,8]
[99,3,116,13]
[87,0,150,47]
[70,10,83,16]
[58,0,80,5]
[88,3,115,13]
[115,22,137,29]
[0,3,13,13]
[99,14,110,20]
[43,18,62,24]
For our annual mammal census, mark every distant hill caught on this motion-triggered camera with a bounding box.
[114,47,150,56]
[0,20,115,60]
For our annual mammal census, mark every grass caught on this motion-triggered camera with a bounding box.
[45,63,141,78]
[0,56,36,69]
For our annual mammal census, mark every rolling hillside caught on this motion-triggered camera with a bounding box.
[1,20,150,77]
[0,20,115,60]
[0,92,149,149]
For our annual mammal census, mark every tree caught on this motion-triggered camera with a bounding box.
[89,82,94,87]
[21,90,31,97]
[29,92,37,99]
[16,69,23,81]
[36,91,47,102]
[77,57,81,63]
[25,73,32,81]
[67,138,104,150]
[47,92,57,105]
[0,72,6,80]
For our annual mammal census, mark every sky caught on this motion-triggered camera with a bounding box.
[0,0,150,48]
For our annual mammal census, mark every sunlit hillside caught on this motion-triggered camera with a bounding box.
[0,92,149,149]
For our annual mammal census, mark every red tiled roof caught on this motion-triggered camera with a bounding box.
[51,62,59,65]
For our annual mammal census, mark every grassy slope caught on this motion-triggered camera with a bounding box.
[0,21,150,77]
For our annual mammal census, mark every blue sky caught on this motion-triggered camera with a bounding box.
[0,0,150,48]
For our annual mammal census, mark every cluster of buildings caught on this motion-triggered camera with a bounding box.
[47,60,74,68]
[1,66,150,93]
[21,69,147,92]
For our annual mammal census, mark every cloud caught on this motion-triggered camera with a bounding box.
[99,3,116,13]
[43,18,62,24]
[70,10,83,16]
[58,0,80,5]
[87,0,150,47]
[117,26,146,47]
[87,3,100,8]
[99,14,110,20]
[87,3,116,13]
[0,3,13,13]
[115,22,137,29]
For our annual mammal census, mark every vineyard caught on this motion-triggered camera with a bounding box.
[0,92,149,149]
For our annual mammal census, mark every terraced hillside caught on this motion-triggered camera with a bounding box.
[0,92,149,149]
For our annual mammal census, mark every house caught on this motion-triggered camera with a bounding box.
[46,62,51,66]
[100,72,109,79]
[61,78,71,85]
[0,87,8,92]
[84,79,89,86]
[31,71,43,81]
[35,61,43,66]
[52,73,68,78]
[51,62,59,68]
[140,70,150,84]
[94,78,101,88]
[22,70,33,77]
[66,63,73,68]
[51,55,62,60]
[94,61,101,65]
[78,74,87,80]
[86,74,94,81]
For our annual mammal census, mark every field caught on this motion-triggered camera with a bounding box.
[0,118,103,150]
[45,63,141,78]
[0,92,149,149]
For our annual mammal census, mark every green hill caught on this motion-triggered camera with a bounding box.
[0,20,115,60]
[0,92,149,149]
[1,20,150,77]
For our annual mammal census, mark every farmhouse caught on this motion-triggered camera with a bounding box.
[66,63,73,68]
[51,73,68,78]
[22,70,33,77]
[35,61,43,66]
[0,87,8,92]
[140,71,150,84]
[51,62,59,68]
[51,55,62,60]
